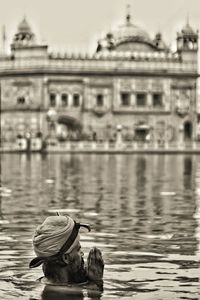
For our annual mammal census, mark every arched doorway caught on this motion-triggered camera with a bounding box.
[134,122,150,142]
[184,121,192,141]
[57,115,82,141]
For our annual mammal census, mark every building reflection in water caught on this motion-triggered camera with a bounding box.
[194,158,200,256]
[1,154,199,257]
[25,154,198,255]
[1,153,200,299]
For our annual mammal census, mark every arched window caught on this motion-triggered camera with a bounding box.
[49,93,56,107]
[121,92,130,106]
[153,93,163,107]
[96,94,104,106]
[17,97,25,105]
[73,93,80,107]
[136,93,147,106]
[61,93,68,107]
[184,121,192,141]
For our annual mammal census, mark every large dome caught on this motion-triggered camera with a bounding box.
[112,15,152,46]
[97,12,157,53]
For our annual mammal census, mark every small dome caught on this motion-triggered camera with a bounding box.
[180,19,198,36]
[182,23,195,35]
[12,17,36,48]
[153,32,168,51]
[17,17,32,34]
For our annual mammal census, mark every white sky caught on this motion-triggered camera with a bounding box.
[0,0,199,54]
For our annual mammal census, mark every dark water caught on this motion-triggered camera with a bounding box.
[0,154,200,300]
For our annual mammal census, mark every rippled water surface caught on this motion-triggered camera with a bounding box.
[0,154,200,300]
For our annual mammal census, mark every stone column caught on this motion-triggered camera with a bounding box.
[82,78,90,110]
[42,77,49,109]
[113,79,120,109]
[79,94,82,108]
[68,93,72,107]
[56,93,60,108]
[131,93,136,107]
[178,123,184,148]
[116,125,123,145]
[147,93,152,107]
[41,77,49,136]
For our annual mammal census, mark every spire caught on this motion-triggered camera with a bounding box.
[126,4,131,25]
[186,12,189,26]
[2,25,6,54]
[176,15,198,51]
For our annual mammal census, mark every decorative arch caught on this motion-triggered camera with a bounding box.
[17,96,26,105]
[61,92,69,107]
[49,91,57,107]
[184,120,193,141]
[57,115,82,131]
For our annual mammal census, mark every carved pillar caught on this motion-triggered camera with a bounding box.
[113,79,120,109]
[147,93,152,107]
[42,77,49,135]
[68,93,73,107]
[131,93,136,106]
[43,77,49,109]
[56,93,60,108]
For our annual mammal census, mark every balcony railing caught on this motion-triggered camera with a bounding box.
[1,140,199,153]
[1,104,42,112]
[113,105,170,113]
[0,57,197,74]
[39,140,200,153]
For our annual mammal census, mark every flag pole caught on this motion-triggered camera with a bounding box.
[2,25,6,54]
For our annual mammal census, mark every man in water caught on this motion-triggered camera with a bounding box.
[29,215,104,290]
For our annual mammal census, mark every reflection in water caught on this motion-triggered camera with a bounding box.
[194,159,200,257]
[0,154,200,299]
[42,288,84,300]
[41,284,102,300]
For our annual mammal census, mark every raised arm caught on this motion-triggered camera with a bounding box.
[86,247,104,283]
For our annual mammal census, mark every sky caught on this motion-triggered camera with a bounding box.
[0,0,200,54]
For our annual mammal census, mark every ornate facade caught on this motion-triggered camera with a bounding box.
[0,12,199,144]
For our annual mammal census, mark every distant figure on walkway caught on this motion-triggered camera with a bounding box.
[29,215,104,291]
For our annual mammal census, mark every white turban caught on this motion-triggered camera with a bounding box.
[33,216,80,257]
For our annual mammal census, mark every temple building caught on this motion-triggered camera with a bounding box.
[0,11,199,145]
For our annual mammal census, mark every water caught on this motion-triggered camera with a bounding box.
[0,154,200,299]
